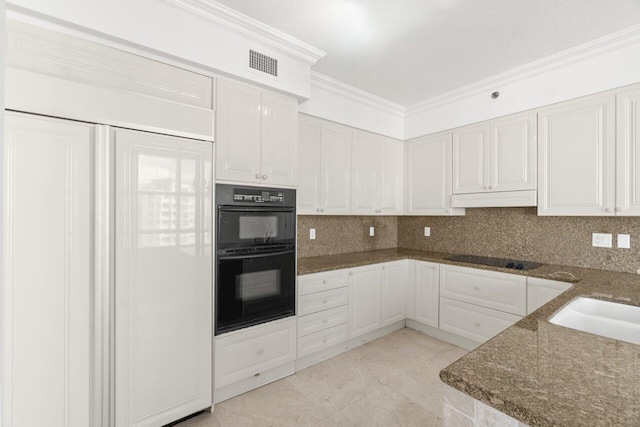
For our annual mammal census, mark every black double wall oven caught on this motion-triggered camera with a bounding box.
[215,184,296,335]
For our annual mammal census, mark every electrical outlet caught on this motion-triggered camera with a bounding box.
[592,233,612,248]
[424,227,431,237]
[369,227,375,237]
[309,228,316,240]
[618,234,631,249]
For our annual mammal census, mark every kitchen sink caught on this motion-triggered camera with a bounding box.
[549,297,640,345]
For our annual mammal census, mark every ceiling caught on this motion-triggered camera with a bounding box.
[214,0,640,106]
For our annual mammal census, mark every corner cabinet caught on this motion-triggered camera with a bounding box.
[216,78,297,187]
[406,132,464,215]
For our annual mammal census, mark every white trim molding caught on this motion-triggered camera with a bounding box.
[155,0,326,65]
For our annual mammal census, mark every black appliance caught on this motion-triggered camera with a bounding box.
[444,254,541,270]
[215,184,296,335]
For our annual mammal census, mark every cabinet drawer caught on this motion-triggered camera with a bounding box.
[215,318,296,389]
[298,287,348,316]
[297,324,348,358]
[440,297,522,343]
[298,269,349,296]
[297,305,348,337]
[440,264,527,315]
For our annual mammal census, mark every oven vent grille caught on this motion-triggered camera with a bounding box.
[249,50,278,77]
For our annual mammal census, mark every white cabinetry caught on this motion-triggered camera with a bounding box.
[451,112,537,207]
[406,132,463,215]
[380,261,406,326]
[216,78,297,186]
[320,122,352,214]
[115,129,213,426]
[3,113,95,427]
[538,92,616,215]
[527,277,573,314]
[440,298,522,343]
[348,264,382,338]
[351,132,403,215]
[414,261,440,328]
[297,114,321,213]
[616,86,640,216]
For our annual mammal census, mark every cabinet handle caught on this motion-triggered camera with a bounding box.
[382,266,386,270]
[316,208,321,213]
[322,318,328,324]
[605,207,614,213]
[322,279,328,284]
[474,322,480,327]
[255,173,261,179]
[322,337,328,343]
[488,185,494,190]
[349,271,354,276]
[262,174,268,180]
[321,208,325,212]
[483,186,489,190]
[323,298,328,304]
[256,348,264,356]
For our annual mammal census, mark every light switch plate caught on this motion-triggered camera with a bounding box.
[424,227,431,237]
[592,233,612,248]
[309,228,316,240]
[369,227,375,237]
[618,234,631,249]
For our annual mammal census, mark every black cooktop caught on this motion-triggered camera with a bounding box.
[444,254,541,270]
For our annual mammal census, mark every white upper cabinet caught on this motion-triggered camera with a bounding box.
[538,92,616,215]
[297,114,322,214]
[452,122,491,194]
[351,132,404,215]
[490,112,537,192]
[320,122,352,214]
[216,78,298,187]
[616,86,640,216]
[406,132,464,215]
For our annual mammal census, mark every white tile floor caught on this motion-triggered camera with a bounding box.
[179,328,468,427]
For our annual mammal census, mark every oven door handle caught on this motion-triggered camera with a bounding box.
[218,206,295,213]
[217,250,295,260]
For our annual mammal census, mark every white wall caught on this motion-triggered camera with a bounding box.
[0,0,6,419]
[7,0,315,99]
[404,29,640,139]
[299,73,405,140]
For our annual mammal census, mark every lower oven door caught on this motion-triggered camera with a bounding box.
[215,249,295,335]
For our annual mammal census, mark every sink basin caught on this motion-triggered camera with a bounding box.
[549,297,640,345]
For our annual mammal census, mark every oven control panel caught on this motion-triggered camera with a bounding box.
[233,189,284,204]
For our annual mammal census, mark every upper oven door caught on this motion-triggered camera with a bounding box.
[217,206,295,252]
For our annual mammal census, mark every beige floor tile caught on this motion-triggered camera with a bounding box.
[214,379,327,427]
[329,385,443,427]
[177,411,222,427]
[288,351,383,413]
[387,368,445,418]
[387,328,452,357]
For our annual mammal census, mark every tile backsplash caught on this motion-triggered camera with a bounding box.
[298,209,640,274]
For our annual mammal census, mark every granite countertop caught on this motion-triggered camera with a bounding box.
[298,248,640,426]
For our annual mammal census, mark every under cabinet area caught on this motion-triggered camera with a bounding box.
[216,78,298,187]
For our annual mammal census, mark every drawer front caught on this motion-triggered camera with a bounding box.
[440,264,527,315]
[297,305,348,337]
[297,324,348,358]
[440,297,522,343]
[298,269,349,296]
[215,318,296,389]
[298,287,348,316]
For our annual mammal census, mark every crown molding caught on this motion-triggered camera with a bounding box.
[155,0,326,64]
[311,71,406,117]
[405,23,640,117]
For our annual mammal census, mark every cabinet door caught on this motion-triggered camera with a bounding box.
[490,112,537,192]
[377,137,404,214]
[406,133,463,215]
[538,93,616,215]
[261,91,298,187]
[3,113,93,427]
[527,278,572,314]
[616,86,640,216]
[348,265,381,339]
[215,79,261,183]
[320,122,351,214]
[452,123,491,194]
[297,115,321,214]
[115,129,212,426]
[380,261,406,327]
[351,130,378,215]
[414,261,440,328]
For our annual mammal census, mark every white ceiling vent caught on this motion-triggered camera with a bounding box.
[249,49,278,77]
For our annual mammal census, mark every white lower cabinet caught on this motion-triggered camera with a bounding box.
[215,318,297,389]
[115,129,213,427]
[414,261,440,328]
[298,324,349,358]
[440,298,522,343]
[380,261,406,326]
[527,277,573,314]
[348,264,383,338]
